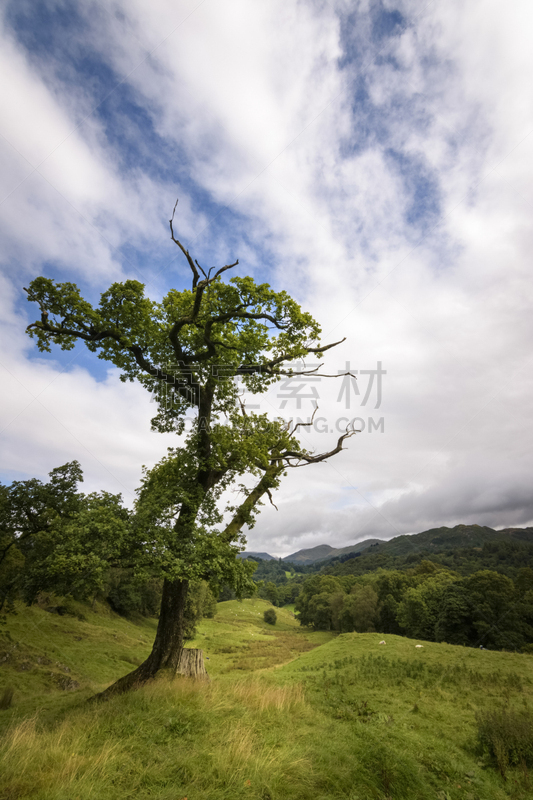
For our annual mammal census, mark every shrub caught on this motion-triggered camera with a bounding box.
[476,706,533,778]
[264,608,277,625]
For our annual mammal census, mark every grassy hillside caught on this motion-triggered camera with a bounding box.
[0,597,330,718]
[1,598,532,799]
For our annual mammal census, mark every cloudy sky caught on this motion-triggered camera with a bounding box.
[1,0,533,557]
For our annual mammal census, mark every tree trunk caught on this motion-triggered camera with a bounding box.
[94,577,189,699]
[176,648,209,680]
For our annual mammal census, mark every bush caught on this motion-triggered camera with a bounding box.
[264,608,277,625]
[476,706,533,777]
[105,570,162,617]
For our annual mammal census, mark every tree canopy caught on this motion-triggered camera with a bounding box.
[0,461,130,614]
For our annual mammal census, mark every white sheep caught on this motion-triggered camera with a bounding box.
[415,644,423,649]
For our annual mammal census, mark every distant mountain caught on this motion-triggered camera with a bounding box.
[281,538,383,564]
[237,540,382,565]
[237,551,277,561]
[236,524,533,567]
[362,524,533,558]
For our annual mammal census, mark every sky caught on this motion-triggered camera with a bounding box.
[1,0,533,557]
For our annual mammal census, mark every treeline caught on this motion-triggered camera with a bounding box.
[0,462,216,636]
[240,558,309,607]
[295,561,533,651]
[246,558,313,581]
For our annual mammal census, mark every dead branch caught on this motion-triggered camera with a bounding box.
[169,199,200,287]
[169,198,239,291]
[305,337,346,353]
[278,426,359,467]
[266,487,278,510]
[287,405,319,435]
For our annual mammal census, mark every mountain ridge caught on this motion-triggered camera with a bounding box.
[238,524,533,564]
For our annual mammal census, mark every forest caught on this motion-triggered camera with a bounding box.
[293,562,533,650]
[0,462,217,637]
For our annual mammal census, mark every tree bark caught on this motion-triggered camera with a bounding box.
[94,578,189,699]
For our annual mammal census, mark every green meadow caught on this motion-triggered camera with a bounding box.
[1,598,532,799]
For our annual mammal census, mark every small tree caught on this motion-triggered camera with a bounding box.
[263,607,277,625]
[24,201,356,695]
[0,462,129,613]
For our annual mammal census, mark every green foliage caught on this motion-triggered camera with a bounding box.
[105,570,163,618]
[323,526,533,581]
[247,558,289,583]
[23,260,342,617]
[342,585,379,632]
[249,559,304,607]
[295,563,533,651]
[25,273,322,432]
[183,581,218,638]
[0,463,131,611]
[130,443,264,596]
[263,607,277,625]
[259,581,280,606]
[396,572,457,640]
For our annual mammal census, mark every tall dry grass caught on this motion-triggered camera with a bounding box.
[1,712,119,798]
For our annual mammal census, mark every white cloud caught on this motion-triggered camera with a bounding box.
[1,0,533,555]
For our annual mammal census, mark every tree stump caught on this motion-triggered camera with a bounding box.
[176,648,209,680]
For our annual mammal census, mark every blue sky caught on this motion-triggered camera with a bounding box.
[1,0,533,555]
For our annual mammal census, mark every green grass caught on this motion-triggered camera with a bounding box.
[186,599,334,675]
[1,598,532,799]
[0,595,157,715]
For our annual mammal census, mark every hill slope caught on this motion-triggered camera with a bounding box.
[1,598,532,799]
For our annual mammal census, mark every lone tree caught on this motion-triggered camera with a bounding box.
[24,201,356,695]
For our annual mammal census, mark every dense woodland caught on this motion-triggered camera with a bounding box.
[0,462,216,638]
[294,562,533,650]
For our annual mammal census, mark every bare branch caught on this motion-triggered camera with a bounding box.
[212,261,239,281]
[236,395,249,418]
[235,338,348,378]
[276,367,357,379]
[266,487,278,511]
[170,200,239,293]
[279,426,360,467]
[305,337,346,353]
[195,259,208,280]
[169,198,200,288]
[287,405,319,435]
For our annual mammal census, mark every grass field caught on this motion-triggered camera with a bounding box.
[1,597,532,799]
